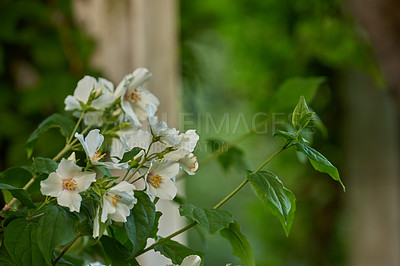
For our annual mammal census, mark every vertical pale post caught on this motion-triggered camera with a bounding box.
[73,0,183,264]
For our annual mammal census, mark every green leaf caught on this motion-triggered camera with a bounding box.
[36,205,77,265]
[296,143,345,191]
[100,236,138,266]
[220,221,255,266]
[26,113,76,158]
[119,147,143,163]
[273,130,297,141]
[94,165,112,177]
[207,138,248,172]
[124,191,156,255]
[247,171,296,235]
[4,218,48,266]
[32,157,58,174]
[0,245,16,266]
[292,96,314,130]
[269,77,325,113]
[179,204,233,234]
[149,211,163,239]
[153,239,204,265]
[0,184,35,208]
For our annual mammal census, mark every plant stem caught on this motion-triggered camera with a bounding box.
[67,111,85,143]
[53,234,81,265]
[136,222,197,257]
[136,142,288,257]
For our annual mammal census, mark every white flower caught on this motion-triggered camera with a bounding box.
[75,129,124,169]
[115,68,159,125]
[40,158,96,212]
[110,128,152,166]
[164,130,199,175]
[167,255,202,266]
[101,181,137,223]
[145,160,179,200]
[147,106,181,146]
[65,76,115,126]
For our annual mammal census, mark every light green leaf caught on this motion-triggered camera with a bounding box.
[179,204,233,235]
[296,143,345,191]
[32,157,58,174]
[153,239,204,265]
[4,218,48,266]
[270,77,325,113]
[0,184,35,209]
[273,130,297,141]
[36,205,77,265]
[248,171,296,235]
[292,96,314,130]
[26,113,76,158]
[124,191,156,255]
[220,221,255,266]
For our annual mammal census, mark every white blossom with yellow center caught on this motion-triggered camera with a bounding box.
[145,160,180,200]
[40,158,96,212]
[115,68,160,125]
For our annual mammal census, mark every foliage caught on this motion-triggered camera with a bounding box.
[0,68,343,265]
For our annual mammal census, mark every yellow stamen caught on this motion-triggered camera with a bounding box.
[111,194,122,207]
[125,89,141,103]
[149,174,163,188]
[62,178,77,191]
[92,151,106,162]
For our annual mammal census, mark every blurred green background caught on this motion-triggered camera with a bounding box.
[0,0,392,265]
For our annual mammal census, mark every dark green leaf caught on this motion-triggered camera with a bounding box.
[179,204,233,234]
[0,245,16,266]
[153,239,204,265]
[220,221,255,266]
[32,157,58,174]
[119,147,143,163]
[26,113,76,158]
[124,191,156,255]
[292,96,314,130]
[4,218,48,266]
[100,236,138,266]
[269,77,325,113]
[36,205,77,265]
[296,143,345,191]
[248,171,296,235]
[0,184,35,208]
[149,211,163,239]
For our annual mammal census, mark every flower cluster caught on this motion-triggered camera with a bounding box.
[40,68,199,241]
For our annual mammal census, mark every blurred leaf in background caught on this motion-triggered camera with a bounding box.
[180,0,377,265]
[0,0,98,172]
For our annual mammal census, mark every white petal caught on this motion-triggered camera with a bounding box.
[149,179,177,200]
[64,95,82,111]
[114,75,130,99]
[164,149,190,161]
[40,173,63,197]
[111,181,135,195]
[98,77,114,92]
[180,255,202,266]
[129,68,152,90]
[67,152,76,162]
[179,154,198,175]
[74,76,96,103]
[93,207,100,238]
[150,160,180,180]
[57,190,82,212]
[75,171,96,192]
[121,98,141,125]
[101,196,115,223]
[85,129,104,157]
[75,132,91,158]
[179,130,199,152]
[56,159,82,179]
[91,93,114,110]
[108,204,130,223]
